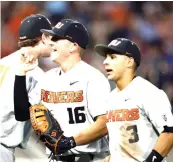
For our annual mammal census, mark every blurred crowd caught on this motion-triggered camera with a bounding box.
[1,1,173,109]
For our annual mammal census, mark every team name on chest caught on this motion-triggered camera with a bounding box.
[106,108,140,122]
[41,89,83,103]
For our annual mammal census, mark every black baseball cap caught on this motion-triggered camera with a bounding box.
[19,14,52,40]
[94,38,141,67]
[41,19,89,49]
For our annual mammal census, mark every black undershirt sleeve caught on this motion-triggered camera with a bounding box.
[14,75,31,121]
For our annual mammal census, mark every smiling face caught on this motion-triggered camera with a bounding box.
[49,37,73,64]
[103,53,129,81]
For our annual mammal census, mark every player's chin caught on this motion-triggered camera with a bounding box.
[42,52,51,58]
[50,52,57,61]
[106,74,114,80]
[42,46,52,57]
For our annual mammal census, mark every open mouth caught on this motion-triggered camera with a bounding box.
[105,69,112,73]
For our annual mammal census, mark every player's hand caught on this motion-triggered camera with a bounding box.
[103,155,111,162]
[22,47,41,60]
[16,52,38,75]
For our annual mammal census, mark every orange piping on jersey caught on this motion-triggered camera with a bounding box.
[0,65,11,87]
[41,89,83,103]
[106,108,140,122]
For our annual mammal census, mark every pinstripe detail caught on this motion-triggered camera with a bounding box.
[0,65,11,87]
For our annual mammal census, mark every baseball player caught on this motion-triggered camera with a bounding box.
[14,19,110,162]
[0,14,52,162]
[94,38,173,162]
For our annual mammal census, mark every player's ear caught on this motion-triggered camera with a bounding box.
[69,42,78,54]
[127,57,135,69]
[41,33,51,45]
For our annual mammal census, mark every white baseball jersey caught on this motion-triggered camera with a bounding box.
[28,60,111,154]
[106,76,173,162]
[0,50,44,148]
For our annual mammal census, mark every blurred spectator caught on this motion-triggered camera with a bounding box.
[44,1,70,25]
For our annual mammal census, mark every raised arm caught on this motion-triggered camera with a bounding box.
[14,75,31,121]
[14,53,40,121]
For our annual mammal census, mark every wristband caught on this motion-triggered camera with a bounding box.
[145,150,163,162]
[68,136,76,148]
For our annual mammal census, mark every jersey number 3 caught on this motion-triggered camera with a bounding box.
[67,106,86,124]
[126,125,139,143]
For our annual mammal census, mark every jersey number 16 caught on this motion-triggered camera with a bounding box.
[67,106,86,124]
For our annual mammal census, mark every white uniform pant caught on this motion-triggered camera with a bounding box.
[0,144,15,162]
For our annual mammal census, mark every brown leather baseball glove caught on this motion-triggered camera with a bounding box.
[30,104,64,154]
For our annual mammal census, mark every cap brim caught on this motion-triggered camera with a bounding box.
[40,29,57,36]
[41,29,65,41]
[94,44,122,57]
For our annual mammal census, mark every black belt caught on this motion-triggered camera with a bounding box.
[52,154,94,162]
[59,155,75,162]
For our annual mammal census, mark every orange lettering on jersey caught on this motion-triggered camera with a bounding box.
[41,89,45,101]
[41,89,83,103]
[75,90,83,102]
[41,89,49,102]
[131,108,139,120]
[48,91,53,103]
[106,110,113,122]
[66,91,75,103]
[53,92,59,103]
[106,108,140,122]
[59,91,66,103]
[122,109,129,121]
[115,110,123,121]
[48,91,59,103]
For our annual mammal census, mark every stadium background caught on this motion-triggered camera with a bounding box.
[1,1,173,162]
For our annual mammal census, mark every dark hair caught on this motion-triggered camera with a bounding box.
[18,37,41,48]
